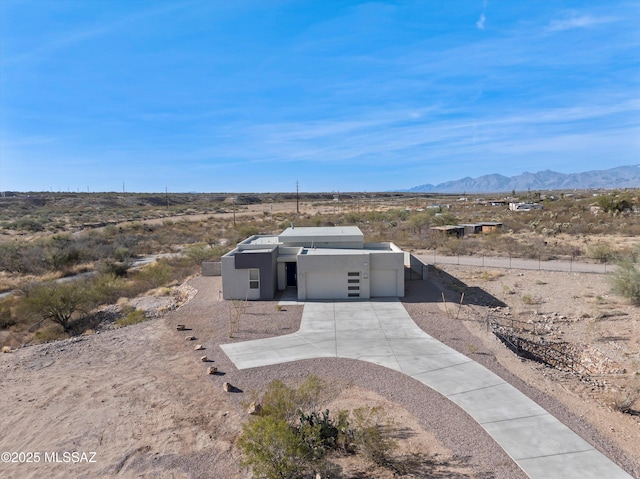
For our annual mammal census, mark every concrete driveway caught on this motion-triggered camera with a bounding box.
[220,300,632,479]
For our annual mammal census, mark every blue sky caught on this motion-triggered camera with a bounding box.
[1,0,639,193]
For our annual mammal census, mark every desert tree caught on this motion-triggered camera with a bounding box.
[21,281,93,333]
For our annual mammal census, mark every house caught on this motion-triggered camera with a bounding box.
[509,202,543,211]
[221,226,406,301]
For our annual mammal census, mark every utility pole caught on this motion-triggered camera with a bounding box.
[165,186,169,209]
[296,180,299,214]
[233,196,236,226]
[122,181,125,194]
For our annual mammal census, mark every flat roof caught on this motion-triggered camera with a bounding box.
[279,226,363,238]
[242,235,279,245]
[278,226,364,245]
[302,248,370,256]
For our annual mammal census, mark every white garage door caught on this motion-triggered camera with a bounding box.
[305,272,346,300]
[371,270,397,297]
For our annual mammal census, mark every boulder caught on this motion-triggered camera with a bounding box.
[247,402,262,415]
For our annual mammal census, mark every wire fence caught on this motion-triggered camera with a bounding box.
[418,250,612,274]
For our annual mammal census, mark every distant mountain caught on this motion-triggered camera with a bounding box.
[405,165,640,194]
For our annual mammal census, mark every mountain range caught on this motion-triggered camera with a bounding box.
[405,165,640,194]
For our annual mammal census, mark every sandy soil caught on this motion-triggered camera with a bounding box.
[1,269,638,478]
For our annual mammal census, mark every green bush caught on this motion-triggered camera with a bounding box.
[115,309,147,328]
[238,376,406,479]
[133,262,172,288]
[34,325,65,343]
[239,415,316,479]
[610,259,640,305]
[183,243,222,264]
[587,244,617,263]
[0,298,17,329]
[21,281,94,333]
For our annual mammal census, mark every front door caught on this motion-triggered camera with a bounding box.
[285,262,297,287]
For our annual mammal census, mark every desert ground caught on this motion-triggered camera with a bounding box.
[1,262,638,478]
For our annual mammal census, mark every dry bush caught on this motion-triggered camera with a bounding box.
[612,388,639,414]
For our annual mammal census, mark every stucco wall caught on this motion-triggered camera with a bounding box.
[370,251,405,297]
[221,249,277,300]
[297,253,371,300]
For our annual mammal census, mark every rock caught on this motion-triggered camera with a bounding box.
[194,344,204,351]
[185,335,195,341]
[223,382,232,392]
[200,355,208,362]
[207,366,217,375]
[247,402,262,415]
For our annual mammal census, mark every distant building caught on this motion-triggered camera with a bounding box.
[509,202,543,211]
[434,222,502,238]
[431,225,465,238]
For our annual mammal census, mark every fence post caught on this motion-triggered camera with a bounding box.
[509,254,512,269]
[570,255,573,273]
[482,254,484,267]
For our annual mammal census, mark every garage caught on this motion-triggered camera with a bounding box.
[304,271,347,300]
[370,270,397,297]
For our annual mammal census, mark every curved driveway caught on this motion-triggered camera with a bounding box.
[220,300,632,479]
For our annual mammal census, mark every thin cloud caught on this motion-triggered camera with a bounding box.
[547,14,615,32]
[476,14,486,30]
[3,2,193,66]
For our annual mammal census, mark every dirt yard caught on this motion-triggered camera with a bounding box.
[1,268,638,478]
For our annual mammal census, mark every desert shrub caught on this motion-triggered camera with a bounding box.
[260,376,324,422]
[89,273,128,304]
[595,193,633,215]
[9,217,45,232]
[0,298,17,329]
[114,247,131,262]
[350,407,397,468]
[612,388,639,414]
[100,261,130,278]
[587,244,618,263]
[238,415,316,479]
[183,243,217,264]
[115,309,146,328]
[33,325,65,343]
[609,259,640,305]
[239,376,408,479]
[133,262,172,289]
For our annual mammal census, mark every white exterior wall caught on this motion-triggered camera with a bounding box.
[369,251,405,297]
[297,253,371,300]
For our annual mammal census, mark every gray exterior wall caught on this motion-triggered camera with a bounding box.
[221,249,277,300]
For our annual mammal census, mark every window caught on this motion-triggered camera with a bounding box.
[249,269,260,289]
